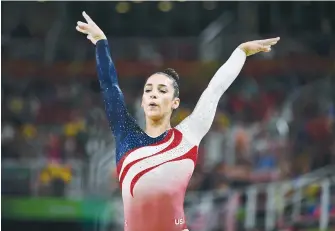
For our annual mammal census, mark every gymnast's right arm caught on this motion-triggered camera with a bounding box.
[95,40,131,139]
[76,11,133,142]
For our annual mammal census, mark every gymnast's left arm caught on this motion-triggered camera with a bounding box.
[177,37,280,145]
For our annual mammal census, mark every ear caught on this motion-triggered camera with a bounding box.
[172,97,180,110]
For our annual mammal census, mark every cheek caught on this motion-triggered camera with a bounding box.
[161,96,173,109]
[141,96,146,107]
[142,94,149,103]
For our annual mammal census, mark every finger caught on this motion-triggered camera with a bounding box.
[82,11,95,24]
[255,44,270,53]
[261,45,271,51]
[264,40,278,46]
[255,39,279,48]
[76,26,88,34]
[77,21,91,33]
[77,21,89,29]
[263,37,280,42]
[261,37,280,46]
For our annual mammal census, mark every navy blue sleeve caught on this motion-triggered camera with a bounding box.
[95,39,136,143]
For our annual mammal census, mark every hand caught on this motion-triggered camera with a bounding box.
[76,11,106,45]
[238,37,280,56]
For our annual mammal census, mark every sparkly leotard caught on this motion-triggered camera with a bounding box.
[95,39,246,231]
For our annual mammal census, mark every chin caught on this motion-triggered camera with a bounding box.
[146,112,163,121]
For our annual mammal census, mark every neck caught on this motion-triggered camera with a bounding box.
[145,116,171,138]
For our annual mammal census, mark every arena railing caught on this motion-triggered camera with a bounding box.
[243,165,335,230]
[182,165,334,231]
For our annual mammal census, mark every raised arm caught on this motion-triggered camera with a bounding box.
[76,12,136,142]
[95,40,135,137]
[177,37,280,145]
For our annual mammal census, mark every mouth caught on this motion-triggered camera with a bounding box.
[149,102,158,107]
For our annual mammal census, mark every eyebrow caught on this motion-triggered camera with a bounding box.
[145,84,168,88]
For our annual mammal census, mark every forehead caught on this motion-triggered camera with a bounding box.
[145,73,173,87]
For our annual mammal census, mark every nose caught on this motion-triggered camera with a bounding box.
[150,94,157,99]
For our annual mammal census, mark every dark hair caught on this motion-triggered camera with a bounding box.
[159,68,180,98]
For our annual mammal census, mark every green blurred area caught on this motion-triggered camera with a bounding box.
[2,197,114,222]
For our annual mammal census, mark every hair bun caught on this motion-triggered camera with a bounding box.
[162,68,180,82]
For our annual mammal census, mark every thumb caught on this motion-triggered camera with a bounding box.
[261,45,271,52]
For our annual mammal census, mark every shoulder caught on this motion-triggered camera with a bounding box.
[174,123,201,147]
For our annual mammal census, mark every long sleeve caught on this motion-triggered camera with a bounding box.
[176,48,247,145]
[95,39,136,143]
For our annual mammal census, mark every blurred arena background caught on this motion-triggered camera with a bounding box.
[1,1,335,231]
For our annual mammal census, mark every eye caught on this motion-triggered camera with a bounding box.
[160,89,167,93]
[145,89,151,93]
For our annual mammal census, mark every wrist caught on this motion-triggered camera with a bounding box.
[238,44,247,55]
[93,34,107,41]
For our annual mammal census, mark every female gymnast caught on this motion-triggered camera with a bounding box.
[76,11,279,231]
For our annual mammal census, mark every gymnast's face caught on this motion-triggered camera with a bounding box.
[142,74,180,121]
